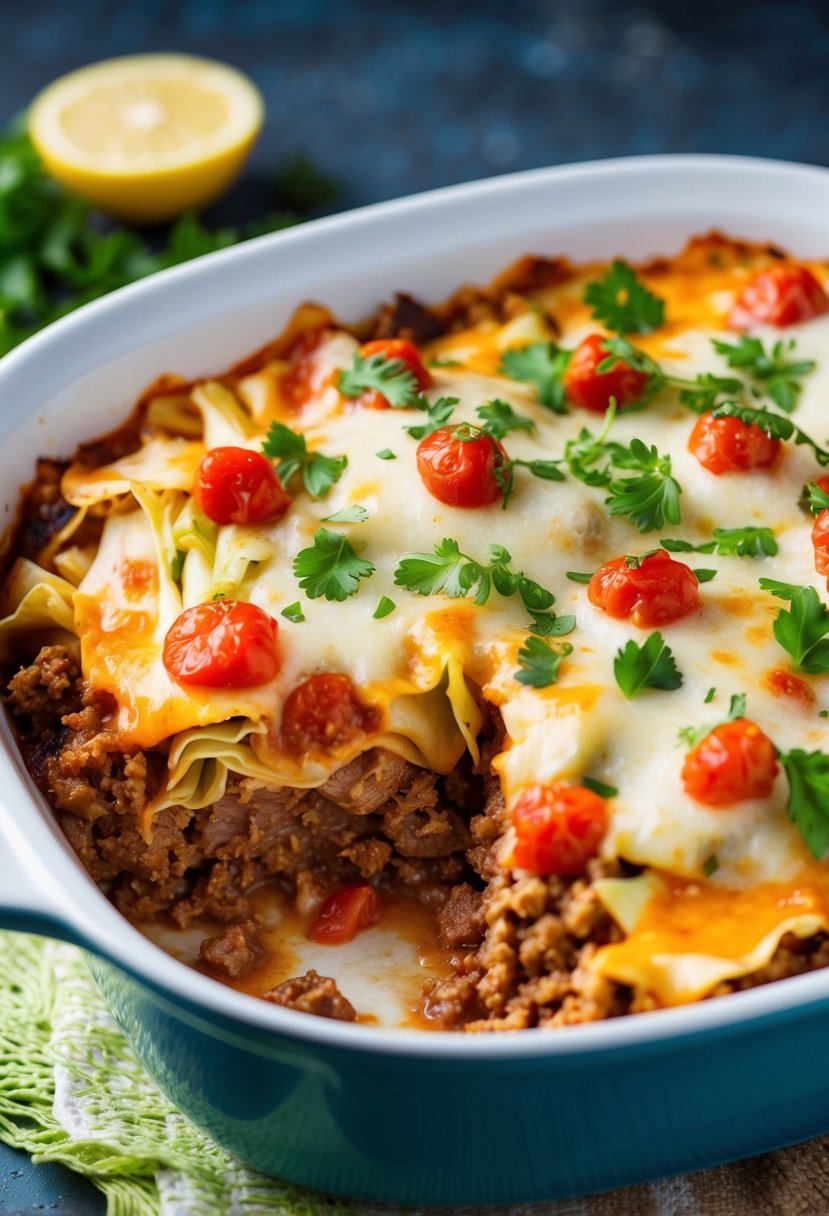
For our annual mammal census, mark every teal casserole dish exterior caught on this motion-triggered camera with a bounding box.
[4,155,829,1204]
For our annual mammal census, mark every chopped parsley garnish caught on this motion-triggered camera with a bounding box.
[262,422,347,498]
[375,448,396,460]
[780,749,829,859]
[693,568,718,583]
[820,710,829,719]
[802,481,829,514]
[514,637,573,688]
[475,398,536,439]
[613,631,683,699]
[337,350,421,407]
[499,342,571,414]
[403,396,460,439]
[704,687,716,703]
[678,692,746,748]
[322,504,369,524]
[373,596,396,619]
[583,260,666,334]
[710,402,829,466]
[604,437,682,533]
[712,335,815,414]
[581,776,619,799]
[762,582,829,674]
[566,570,594,584]
[293,528,375,601]
[393,538,573,635]
[494,456,566,508]
[660,527,778,559]
[281,601,305,623]
[703,854,719,878]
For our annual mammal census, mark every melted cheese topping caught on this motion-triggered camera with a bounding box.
[9,237,829,1008]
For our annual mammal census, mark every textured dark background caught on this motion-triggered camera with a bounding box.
[3,0,829,1211]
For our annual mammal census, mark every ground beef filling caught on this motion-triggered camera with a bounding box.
[9,643,825,1030]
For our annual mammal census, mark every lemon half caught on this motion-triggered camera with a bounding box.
[29,54,264,223]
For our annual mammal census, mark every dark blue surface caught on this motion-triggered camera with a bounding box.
[4,1,829,1210]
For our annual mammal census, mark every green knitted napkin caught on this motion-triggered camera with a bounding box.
[0,931,354,1216]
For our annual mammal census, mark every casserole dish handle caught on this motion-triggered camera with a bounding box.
[0,811,83,944]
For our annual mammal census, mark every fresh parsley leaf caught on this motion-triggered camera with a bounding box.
[494,455,566,508]
[769,584,829,674]
[693,568,718,583]
[583,260,666,334]
[780,748,829,858]
[604,438,682,532]
[712,336,815,414]
[566,570,594,584]
[563,411,627,487]
[613,631,683,699]
[759,577,802,601]
[293,528,375,601]
[596,336,665,385]
[281,601,305,623]
[712,526,778,558]
[527,610,576,637]
[677,372,744,415]
[499,342,571,414]
[581,776,619,799]
[403,396,459,439]
[262,422,347,498]
[803,481,829,514]
[375,448,396,460]
[703,854,719,878]
[373,596,396,619]
[704,687,716,703]
[338,351,421,407]
[678,690,747,748]
[514,637,573,688]
[322,504,369,523]
[475,398,535,439]
[711,402,829,466]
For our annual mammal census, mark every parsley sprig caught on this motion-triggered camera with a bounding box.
[262,422,347,498]
[403,396,459,438]
[781,749,829,859]
[760,581,829,674]
[711,402,829,466]
[614,631,683,699]
[583,260,666,334]
[803,482,829,515]
[475,398,535,439]
[660,526,778,559]
[678,692,747,749]
[393,539,574,635]
[514,637,573,688]
[499,343,571,414]
[293,528,375,601]
[712,336,816,414]
[338,350,422,407]
[604,438,682,533]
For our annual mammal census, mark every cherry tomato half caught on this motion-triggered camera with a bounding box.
[812,510,829,578]
[416,424,507,508]
[163,600,280,688]
[356,338,432,409]
[281,673,381,756]
[511,784,608,876]
[681,719,778,807]
[588,550,702,628]
[563,333,651,413]
[192,446,291,526]
[308,884,382,944]
[728,263,829,330]
[688,411,779,475]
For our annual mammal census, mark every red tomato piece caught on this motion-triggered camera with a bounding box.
[355,338,432,410]
[163,600,280,688]
[563,333,650,413]
[765,669,816,708]
[308,884,382,945]
[728,263,829,330]
[192,446,290,526]
[511,784,608,876]
[416,424,507,507]
[688,411,779,475]
[812,510,829,577]
[588,550,701,628]
[280,325,328,409]
[281,673,380,755]
[681,719,778,807]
